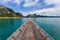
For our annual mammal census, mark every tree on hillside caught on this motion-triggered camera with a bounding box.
[16,12,23,17]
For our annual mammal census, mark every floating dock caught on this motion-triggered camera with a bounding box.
[8,20,51,40]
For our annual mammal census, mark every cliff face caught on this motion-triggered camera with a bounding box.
[0,5,23,17]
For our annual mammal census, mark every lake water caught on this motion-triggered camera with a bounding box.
[32,18,60,40]
[0,18,28,40]
[0,18,60,40]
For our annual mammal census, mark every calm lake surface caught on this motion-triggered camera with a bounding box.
[0,18,60,40]
[0,18,28,40]
[32,18,60,40]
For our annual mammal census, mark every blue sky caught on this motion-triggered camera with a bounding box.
[0,0,60,16]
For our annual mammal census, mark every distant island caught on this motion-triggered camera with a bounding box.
[24,14,60,18]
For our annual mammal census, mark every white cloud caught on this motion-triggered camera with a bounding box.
[0,0,60,16]
[44,0,60,8]
[26,0,60,16]
[27,8,60,16]
[0,0,13,4]
[0,0,21,5]
[28,8,55,14]
[23,0,39,7]
[14,0,21,5]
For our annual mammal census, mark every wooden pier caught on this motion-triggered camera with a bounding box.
[8,20,51,40]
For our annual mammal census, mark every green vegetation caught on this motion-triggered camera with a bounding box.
[0,5,23,17]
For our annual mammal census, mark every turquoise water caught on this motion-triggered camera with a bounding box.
[32,18,60,40]
[0,18,27,40]
[0,18,60,40]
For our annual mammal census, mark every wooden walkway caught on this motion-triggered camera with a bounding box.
[8,20,51,40]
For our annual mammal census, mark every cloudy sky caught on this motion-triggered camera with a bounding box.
[0,0,60,16]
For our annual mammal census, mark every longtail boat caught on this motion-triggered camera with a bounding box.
[7,20,51,40]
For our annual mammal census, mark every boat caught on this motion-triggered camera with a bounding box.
[7,20,51,40]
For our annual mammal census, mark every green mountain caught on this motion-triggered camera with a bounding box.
[0,5,23,17]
